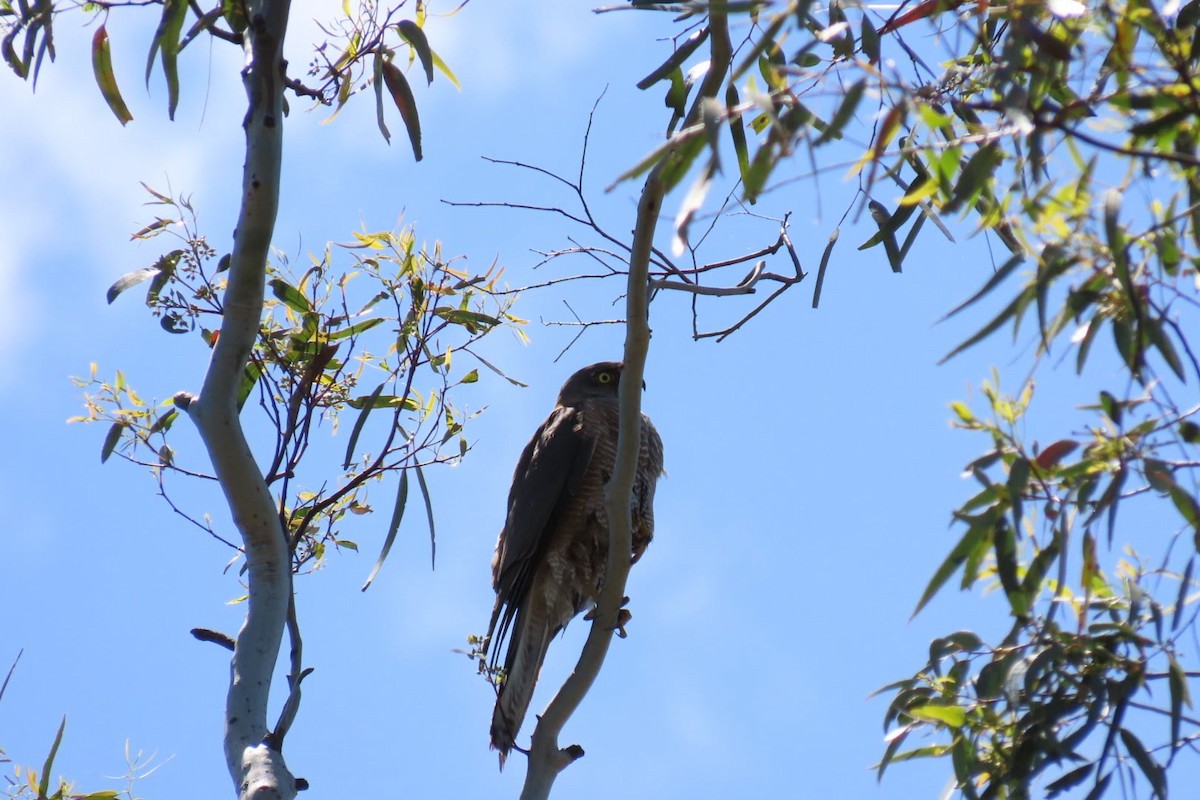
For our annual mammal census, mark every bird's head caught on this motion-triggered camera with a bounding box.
[556,361,624,406]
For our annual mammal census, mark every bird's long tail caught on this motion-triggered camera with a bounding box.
[491,609,554,768]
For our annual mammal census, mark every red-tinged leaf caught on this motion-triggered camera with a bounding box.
[396,19,433,85]
[879,0,966,34]
[92,26,132,126]
[1035,439,1078,471]
[382,61,422,161]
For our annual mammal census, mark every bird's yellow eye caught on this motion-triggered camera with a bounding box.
[596,371,614,384]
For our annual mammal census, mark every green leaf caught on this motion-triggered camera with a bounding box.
[236,360,262,411]
[397,19,434,85]
[433,307,502,333]
[268,278,312,314]
[38,715,66,799]
[813,78,864,146]
[1118,728,1166,798]
[373,52,391,143]
[861,15,880,63]
[994,520,1025,615]
[1105,188,1132,303]
[415,464,436,569]
[1168,484,1200,536]
[907,703,966,727]
[940,291,1025,364]
[179,6,221,52]
[342,382,385,470]
[939,253,1025,321]
[347,393,421,411]
[429,48,460,90]
[382,61,422,161]
[859,180,920,249]
[148,409,178,435]
[659,131,708,195]
[329,317,385,340]
[145,0,188,119]
[362,468,408,591]
[1020,530,1062,600]
[91,26,132,126]
[944,145,1003,214]
[146,250,183,305]
[913,518,991,617]
[726,81,750,185]
[1148,319,1186,381]
[221,0,248,33]
[868,200,903,272]
[100,422,125,463]
[637,26,708,90]
[810,226,839,309]
[1046,764,1094,797]
[1169,655,1191,753]
[106,267,161,304]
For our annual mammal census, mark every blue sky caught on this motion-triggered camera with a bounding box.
[3,2,1194,798]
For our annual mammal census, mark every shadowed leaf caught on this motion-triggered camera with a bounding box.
[363,468,408,590]
[382,61,422,161]
[397,19,434,85]
[342,382,385,469]
[415,464,436,569]
[107,267,161,304]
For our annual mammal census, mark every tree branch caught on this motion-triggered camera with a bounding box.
[174,1,297,797]
[519,8,731,798]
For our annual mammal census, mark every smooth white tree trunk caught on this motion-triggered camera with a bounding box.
[175,1,296,797]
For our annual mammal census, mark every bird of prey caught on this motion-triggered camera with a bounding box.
[483,361,665,766]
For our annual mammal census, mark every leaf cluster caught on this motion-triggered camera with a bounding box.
[879,373,1200,799]
[72,184,522,580]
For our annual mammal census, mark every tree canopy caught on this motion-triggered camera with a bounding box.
[2,0,1199,798]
